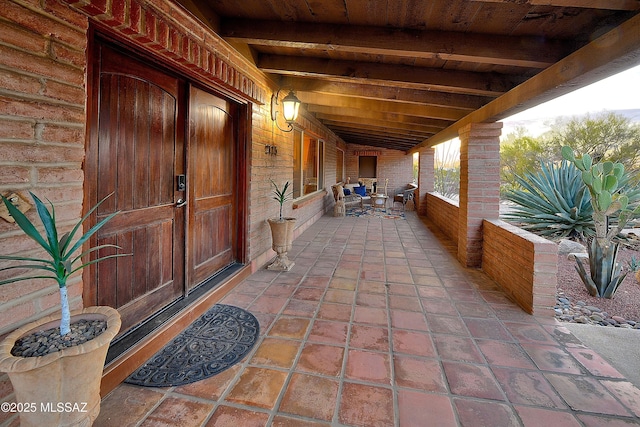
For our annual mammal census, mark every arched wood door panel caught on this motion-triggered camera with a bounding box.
[87,42,186,334]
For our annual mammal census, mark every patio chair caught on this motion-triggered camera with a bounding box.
[393,183,417,212]
[371,178,389,211]
[332,184,363,216]
[376,178,388,196]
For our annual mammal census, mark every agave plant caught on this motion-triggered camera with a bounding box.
[502,160,594,239]
[629,256,640,273]
[270,179,292,221]
[0,192,125,335]
[562,146,640,298]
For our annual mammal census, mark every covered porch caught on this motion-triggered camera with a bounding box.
[2,1,640,425]
[95,213,640,426]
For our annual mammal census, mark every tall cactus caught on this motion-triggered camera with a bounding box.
[561,146,640,298]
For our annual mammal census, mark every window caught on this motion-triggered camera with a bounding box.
[358,155,377,178]
[293,129,324,198]
[336,149,344,183]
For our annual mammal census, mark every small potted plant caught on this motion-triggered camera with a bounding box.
[266,180,296,271]
[0,192,125,427]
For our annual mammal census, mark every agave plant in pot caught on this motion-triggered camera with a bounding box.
[0,192,125,427]
[267,180,296,271]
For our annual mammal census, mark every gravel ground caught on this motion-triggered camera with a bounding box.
[557,244,640,323]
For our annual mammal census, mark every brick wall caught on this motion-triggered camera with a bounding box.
[0,2,92,419]
[482,219,558,315]
[249,110,343,271]
[0,0,89,336]
[425,193,459,244]
[424,195,558,316]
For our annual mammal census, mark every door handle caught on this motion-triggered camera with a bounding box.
[175,198,187,208]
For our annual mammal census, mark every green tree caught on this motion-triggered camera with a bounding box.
[548,112,640,176]
[500,127,553,194]
[500,113,640,197]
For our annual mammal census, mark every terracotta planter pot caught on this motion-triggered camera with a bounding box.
[635,270,640,283]
[0,306,121,427]
[267,217,296,271]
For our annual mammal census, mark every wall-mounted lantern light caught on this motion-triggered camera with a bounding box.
[271,89,301,132]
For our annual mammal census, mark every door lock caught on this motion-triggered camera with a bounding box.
[175,198,187,208]
[176,174,186,191]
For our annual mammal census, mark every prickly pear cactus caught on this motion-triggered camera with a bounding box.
[561,146,640,298]
[561,146,639,248]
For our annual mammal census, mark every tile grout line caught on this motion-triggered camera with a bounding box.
[328,218,363,426]
[386,218,401,427]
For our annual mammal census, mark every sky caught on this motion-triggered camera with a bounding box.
[435,63,640,161]
[500,64,640,137]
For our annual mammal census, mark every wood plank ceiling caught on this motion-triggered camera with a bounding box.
[175,0,639,152]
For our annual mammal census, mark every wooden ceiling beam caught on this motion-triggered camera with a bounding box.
[471,0,640,11]
[414,12,640,150]
[324,122,433,140]
[278,77,492,110]
[339,132,416,144]
[222,19,572,68]
[339,135,416,151]
[335,129,424,145]
[297,92,468,121]
[307,105,453,127]
[332,133,423,147]
[259,55,525,96]
[314,114,445,134]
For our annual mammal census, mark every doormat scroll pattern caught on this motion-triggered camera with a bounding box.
[125,304,260,387]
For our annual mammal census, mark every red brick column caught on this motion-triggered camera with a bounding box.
[417,148,435,216]
[457,122,502,267]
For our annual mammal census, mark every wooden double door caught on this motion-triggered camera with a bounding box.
[86,41,242,335]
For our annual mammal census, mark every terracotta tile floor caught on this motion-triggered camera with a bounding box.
[95,213,640,427]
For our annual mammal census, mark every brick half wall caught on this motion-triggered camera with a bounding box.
[425,193,459,245]
[482,219,558,316]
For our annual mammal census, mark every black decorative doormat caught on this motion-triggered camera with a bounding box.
[125,304,260,387]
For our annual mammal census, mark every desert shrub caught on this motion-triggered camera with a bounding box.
[434,140,460,199]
